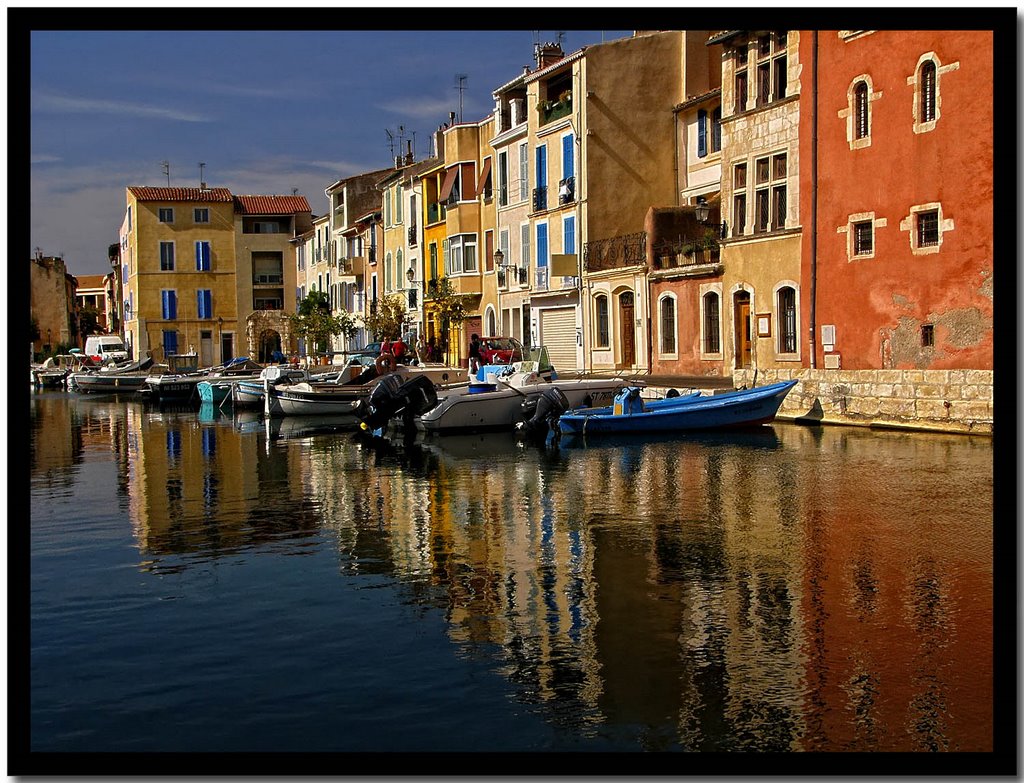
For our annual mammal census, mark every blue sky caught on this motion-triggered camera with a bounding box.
[28,26,634,277]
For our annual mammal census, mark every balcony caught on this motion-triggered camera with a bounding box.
[650,233,722,271]
[538,94,572,127]
[532,186,548,213]
[558,177,575,205]
[253,273,283,285]
[583,233,648,273]
[427,202,447,224]
[408,225,417,246]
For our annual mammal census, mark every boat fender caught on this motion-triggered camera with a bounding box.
[375,353,397,375]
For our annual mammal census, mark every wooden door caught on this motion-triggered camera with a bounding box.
[734,292,751,369]
[619,291,635,367]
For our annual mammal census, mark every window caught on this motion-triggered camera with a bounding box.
[595,295,610,347]
[921,324,935,347]
[161,289,177,320]
[702,291,721,354]
[162,330,178,357]
[562,133,575,181]
[920,61,937,123]
[711,107,722,153]
[754,153,787,233]
[197,289,213,319]
[734,45,748,113]
[396,184,403,223]
[755,31,787,107]
[660,296,676,354]
[498,150,509,206]
[534,144,547,211]
[917,209,939,247]
[853,220,873,256]
[520,223,531,272]
[733,163,748,236]
[777,286,797,354]
[854,81,869,139]
[158,207,174,223]
[194,207,210,224]
[195,241,211,271]
[385,252,392,291]
[563,215,576,255]
[697,109,708,158]
[536,223,548,269]
[444,234,478,274]
[159,241,175,271]
[519,142,529,202]
[297,245,306,271]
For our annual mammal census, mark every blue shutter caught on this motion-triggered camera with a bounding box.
[697,109,707,158]
[563,216,575,255]
[197,289,212,319]
[536,144,546,188]
[162,290,178,320]
[537,223,548,268]
[162,330,178,357]
[195,241,210,271]
[562,134,574,180]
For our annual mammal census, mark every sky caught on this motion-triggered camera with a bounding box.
[25,22,635,277]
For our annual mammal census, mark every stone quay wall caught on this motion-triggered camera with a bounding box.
[733,368,994,436]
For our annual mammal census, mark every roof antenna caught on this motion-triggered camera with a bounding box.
[161,160,170,186]
[292,188,298,196]
[385,128,395,157]
[198,162,206,189]
[557,31,565,48]
[454,73,467,123]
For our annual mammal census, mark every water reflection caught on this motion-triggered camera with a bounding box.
[29,392,993,752]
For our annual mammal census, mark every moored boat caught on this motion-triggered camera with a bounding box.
[552,380,799,437]
[143,356,264,405]
[68,356,156,394]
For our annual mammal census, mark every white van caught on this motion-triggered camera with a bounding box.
[85,335,130,362]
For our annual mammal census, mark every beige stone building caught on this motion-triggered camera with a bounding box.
[30,251,77,356]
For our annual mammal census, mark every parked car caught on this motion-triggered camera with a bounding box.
[479,337,523,365]
[351,342,382,357]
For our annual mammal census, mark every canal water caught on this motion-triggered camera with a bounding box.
[23,390,997,765]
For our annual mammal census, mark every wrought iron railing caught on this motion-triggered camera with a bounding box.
[583,232,647,273]
[532,186,547,212]
[650,232,722,270]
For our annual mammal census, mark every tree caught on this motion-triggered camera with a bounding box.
[431,278,470,366]
[290,290,356,356]
[362,293,408,341]
[79,307,101,339]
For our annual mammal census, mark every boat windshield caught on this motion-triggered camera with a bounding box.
[520,345,554,373]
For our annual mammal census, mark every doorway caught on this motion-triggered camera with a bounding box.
[733,291,752,369]
[619,291,635,367]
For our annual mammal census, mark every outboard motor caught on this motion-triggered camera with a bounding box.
[358,373,439,432]
[515,386,570,441]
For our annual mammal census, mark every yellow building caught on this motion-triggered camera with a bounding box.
[119,187,312,365]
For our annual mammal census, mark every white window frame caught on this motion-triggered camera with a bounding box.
[908,52,957,135]
[445,234,478,275]
[657,292,678,358]
[699,283,724,360]
[158,207,174,223]
[901,201,952,256]
[159,241,175,272]
[838,211,886,261]
[773,280,801,361]
[193,207,210,224]
[594,293,610,348]
[840,75,880,150]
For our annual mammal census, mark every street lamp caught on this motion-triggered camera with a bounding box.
[694,196,711,224]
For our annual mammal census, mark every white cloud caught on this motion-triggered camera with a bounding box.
[33,92,212,123]
[31,154,61,164]
[375,95,463,120]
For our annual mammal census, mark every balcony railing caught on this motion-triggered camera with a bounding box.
[650,233,722,270]
[532,186,548,212]
[253,273,283,284]
[539,96,572,126]
[583,232,648,273]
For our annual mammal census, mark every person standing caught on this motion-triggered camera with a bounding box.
[468,333,482,376]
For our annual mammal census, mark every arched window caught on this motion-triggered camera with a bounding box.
[595,294,609,348]
[659,296,676,354]
[777,286,797,354]
[920,61,937,123]
[854,81,869,139]
[486,307,497,337]
[702,291,721,354]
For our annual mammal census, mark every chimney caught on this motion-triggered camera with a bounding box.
[523,65,531,76]
[404,140,414,165]
[395,156,403,169]
[536,42,564,69]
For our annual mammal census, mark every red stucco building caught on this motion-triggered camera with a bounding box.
[800,30,994,372]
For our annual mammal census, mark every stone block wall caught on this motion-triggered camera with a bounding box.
[733,368,993,435]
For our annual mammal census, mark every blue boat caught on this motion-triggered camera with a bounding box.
[555,380,798,436]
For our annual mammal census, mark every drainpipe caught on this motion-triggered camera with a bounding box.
[808,30,818,369]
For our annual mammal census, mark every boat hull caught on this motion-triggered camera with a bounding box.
[417,378,625,433]
[556,380,798,436]
[69,373,150,393]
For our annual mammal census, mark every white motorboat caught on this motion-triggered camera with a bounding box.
[357,345,633,434]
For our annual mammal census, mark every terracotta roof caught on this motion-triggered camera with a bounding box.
[128,186,233,202]
[233,195,311,215]
[676,87,722,111]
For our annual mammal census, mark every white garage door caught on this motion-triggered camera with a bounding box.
[540,307,578,374]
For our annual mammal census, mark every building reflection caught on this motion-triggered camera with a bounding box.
[110,398,991,751]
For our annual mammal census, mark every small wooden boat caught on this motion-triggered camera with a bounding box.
[554,380,798,437]
[68,356,155,394]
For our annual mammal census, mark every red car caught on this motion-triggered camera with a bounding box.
[478,337,524,365]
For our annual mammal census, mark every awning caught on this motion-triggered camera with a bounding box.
[476,158,492,195]
[439,167,459,201]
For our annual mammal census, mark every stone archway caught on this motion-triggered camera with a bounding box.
[246,311,295,362]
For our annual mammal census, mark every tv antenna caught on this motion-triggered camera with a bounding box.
[161,160,170,186]
[454,73,467,123]
[385,128,395,157]
[557,31,565,48]
[198,162,206,187]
